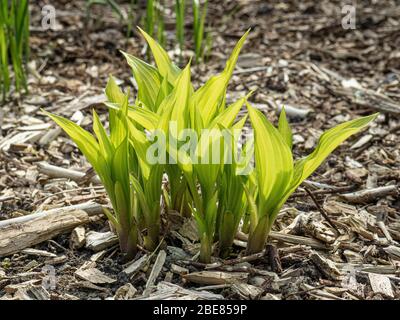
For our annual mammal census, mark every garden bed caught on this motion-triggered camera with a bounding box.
[0,0,399,300]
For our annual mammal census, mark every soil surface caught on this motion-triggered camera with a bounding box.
[0,0,399,300]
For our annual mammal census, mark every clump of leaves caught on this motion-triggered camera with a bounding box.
[44,88,139,260]
[122,28,250,262]
[244,105,378,254]
[46,28,377,263]
[0,0,29,100]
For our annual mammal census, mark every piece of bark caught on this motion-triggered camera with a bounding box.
[70,226,86,249]
[85,231,118,252]
[0,131,43,151]
[343,250,364,263]
[171,264,189,275]
[90,250,107,262]
[37,161,101,184]
[122,254,150,276]
[376,221,393,243]
[183,271,248,285]
[383,245,400,260]
[351,134,373,149]
[4,280,41,294]
[368,273,394,298]
[339,186,398,204]
[269,231,329,249]
[70,280,110,292]
[236,230,329,249]
[166,246,191,261]
[75,268,116,285]
[38,127,62,145]
[0,208,98,257]
[45,255,68,265]
[28,285,51,300]
[164,272,173,283]
[0,201,103,228]
[21,248,57,258]
[232,283,263,300]
[143,250,167,296]
[310,252,341,280]
[114,283,137,300]
[301,283,344,300]
[261,293,281,300]
[140,281,224,300]
[336,263,396,275]
[267,244,282,273]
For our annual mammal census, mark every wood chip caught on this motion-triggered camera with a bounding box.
[28,285,51,300]
[21,248,57,258]
[70,226,86,249]
[45,255,68,265]
[368,273,394,298]
[340,186,398,204]
[122,254,149,275]
[85,231,118,252]
[90,250,107,262]
[232,283,263,299]
[144,250,167,295]
[383,245,400,260]
[171,264,189,275]
[4,280,41,294]
[75,268,116,284]
[269,231,329,249]
[310,252,341,280]
[183,271,248,285]
[114,283,137,300]
[140,281,224,300]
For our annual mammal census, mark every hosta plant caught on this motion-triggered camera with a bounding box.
[47,77,165,259]
[45,27,378,264]
[44,84,139,260]
[105,76,164,252]
[245,105,378,254]
[122,28,250,262]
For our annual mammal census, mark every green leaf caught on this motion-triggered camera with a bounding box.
[111,135,130,200]
[155,73,172,110]
[93,110,114,163]
[128,106,159,131]
[193,30,250,126]
[246,102,293,215]
[105,75,125,104]
[278,107,292,149]
[127,119,152,180]
[105,76,127,142]
[103,207,118,227]
[154,62,192,140]
[43,111,99,167]
[138,26,181,85]
[130,174,152,219]
[287,113,379,197]
[168,62,192,135]
[121,51,162,111]
[110,94,129,147]
[209,95,247,129]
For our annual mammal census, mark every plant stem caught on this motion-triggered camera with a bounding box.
[246,220,271,255]
[218,211,235,258]
[199,233,212,263]
[143,215,160,251]
[116,226,138,260]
